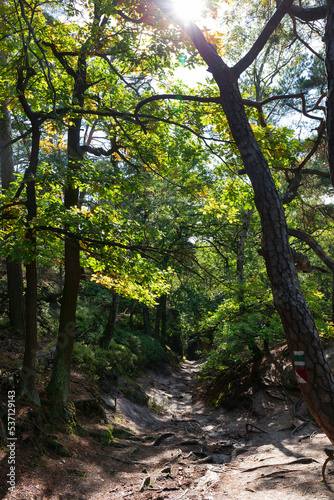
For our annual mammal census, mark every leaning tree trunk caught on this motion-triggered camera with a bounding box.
[325,0,334,186]
[0,95,25,334]
[215,64,334,441]
[152,0,334,441]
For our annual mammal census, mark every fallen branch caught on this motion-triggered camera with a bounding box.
[242,457,318,473]
[257,469,299,479]
[246,423,269,434]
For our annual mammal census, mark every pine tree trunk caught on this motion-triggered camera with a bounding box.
[154,3,334,441]
[325,0,334,186]
[214,66,334,442]
[154,295,167,340]
[47,147,81,405]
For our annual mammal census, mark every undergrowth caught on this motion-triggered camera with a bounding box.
[72,327,165,379]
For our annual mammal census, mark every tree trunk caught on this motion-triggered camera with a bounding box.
[6,260,25,333]
[130,299,134,331]
[153,2,334,441]
[0,96,25,334]
[143,305,151,335]
[325,0,334,186]
[236,208,255,295]
[47,53,87,408]
[160,295,167,342]
[21,121,40,405]
[154,300,162,339]
[47,234,80,406]
[99,291,119,349]
[215,65,334,441]
[237,208,262,361]
[154,295,167,340]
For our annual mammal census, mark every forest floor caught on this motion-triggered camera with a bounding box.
[1,350,334,499]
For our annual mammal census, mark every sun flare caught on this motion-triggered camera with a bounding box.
[172,0,204,22]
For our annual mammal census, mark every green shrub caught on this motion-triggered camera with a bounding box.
[72,341,136,378]
[136,334,165,365]
[72,328,165,378]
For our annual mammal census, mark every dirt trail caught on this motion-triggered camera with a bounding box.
[109,360,334,499]
[1,359,334,499]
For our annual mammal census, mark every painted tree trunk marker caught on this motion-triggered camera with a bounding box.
[294,351,307,383]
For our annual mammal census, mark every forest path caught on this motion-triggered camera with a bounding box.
[2,359,334,499]
[100,359,334,499]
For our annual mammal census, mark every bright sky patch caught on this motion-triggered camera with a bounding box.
[172,0,204,23]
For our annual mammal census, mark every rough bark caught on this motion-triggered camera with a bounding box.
[47,131,82,406]
[288,3,326,23]
[325,0,334,187]
[99,291,119,349]
[21,121,40,405]
[47,51,87,407]
[152,0,334,442]
[215,67,334,442]
[0,96,25,334]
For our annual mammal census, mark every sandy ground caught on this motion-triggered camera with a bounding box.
[1,359,334,499]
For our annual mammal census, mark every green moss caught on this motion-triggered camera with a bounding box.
[111,426,134,439]
[49,439,71,457]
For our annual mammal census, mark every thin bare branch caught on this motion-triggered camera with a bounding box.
[291,16,324,61]
[233,0,295,76]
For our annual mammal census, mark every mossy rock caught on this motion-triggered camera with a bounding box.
[85,427,114,446]
[112,426,135,439]
[74,398,108,423]
[47,438,71,457]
